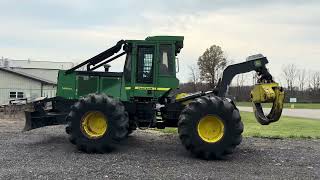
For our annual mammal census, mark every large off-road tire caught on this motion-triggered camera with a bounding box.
[67,94,128,153]
[178,96,243,160]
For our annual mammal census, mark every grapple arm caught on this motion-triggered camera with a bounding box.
[217,55,270,97]
[216,54,285,125]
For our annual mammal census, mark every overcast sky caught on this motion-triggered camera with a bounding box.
[0,0,319,84]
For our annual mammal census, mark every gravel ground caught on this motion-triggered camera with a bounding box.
[0,117,319,180]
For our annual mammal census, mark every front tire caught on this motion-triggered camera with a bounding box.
[67,94,128,153]
[178,96,243,159]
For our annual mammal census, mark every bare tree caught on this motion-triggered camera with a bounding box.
[236,74,245,87]
[234,74,245,100]
[309,71,320,92]
[297,69,306,91]
[189,65,200,92]
[282,64,298,92]
[197,45,227,88]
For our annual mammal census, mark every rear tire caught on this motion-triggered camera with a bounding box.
[67,94,128,153]
[178,96,243,160]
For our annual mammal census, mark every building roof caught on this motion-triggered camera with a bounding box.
[0,67,56,85]
[0,58,74,70]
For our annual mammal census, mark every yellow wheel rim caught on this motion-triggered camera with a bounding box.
[175,93,189,100]
[175,93,191,105]
[81,111,108,139]
[197,115,224,143]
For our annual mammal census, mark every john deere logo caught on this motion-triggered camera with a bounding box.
[254,60,262,67]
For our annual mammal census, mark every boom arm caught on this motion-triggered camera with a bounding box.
[217,56,271,97]
[65,40,127,74]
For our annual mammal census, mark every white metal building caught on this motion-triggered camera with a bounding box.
[0,58,74,105]
[0,59,74,83]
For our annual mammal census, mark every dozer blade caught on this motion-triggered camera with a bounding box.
[23,97,72,131]
[251,83,285,125]
[24,111,68,131]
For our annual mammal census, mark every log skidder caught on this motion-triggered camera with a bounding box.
[24,36,284,160]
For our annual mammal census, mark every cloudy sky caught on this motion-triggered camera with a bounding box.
[0,0,319,84]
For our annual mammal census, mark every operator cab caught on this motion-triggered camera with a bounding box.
[124,36,184,101]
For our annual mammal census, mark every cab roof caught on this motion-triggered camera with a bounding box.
[145,36,184,42]
[126,36,184,55]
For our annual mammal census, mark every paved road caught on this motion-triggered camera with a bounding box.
[238,106,320,120]
[0,118,319,179]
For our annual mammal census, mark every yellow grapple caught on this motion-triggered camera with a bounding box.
[251,82,285,125]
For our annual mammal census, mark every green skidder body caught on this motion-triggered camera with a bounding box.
[25,35,284,160]
[56,70,125,100]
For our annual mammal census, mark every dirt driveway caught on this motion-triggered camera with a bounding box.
[238,106,320,120]
[0,118,319,179]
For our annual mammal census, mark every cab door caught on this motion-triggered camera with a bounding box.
[133,45,156,98]
[155,44,179,98]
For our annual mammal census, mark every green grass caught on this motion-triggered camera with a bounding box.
[235,102,320,109]
[240,112,320,139]
[155,112,320,139]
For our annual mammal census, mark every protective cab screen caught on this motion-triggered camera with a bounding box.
[137,46,154,84]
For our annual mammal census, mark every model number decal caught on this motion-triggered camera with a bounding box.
[125,87,170,91]
[62,87,73,90]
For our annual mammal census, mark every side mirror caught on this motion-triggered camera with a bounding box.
[176,57,179,73]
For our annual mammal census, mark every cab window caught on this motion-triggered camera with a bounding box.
[159,44,174,75]
[136,46,154,83]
